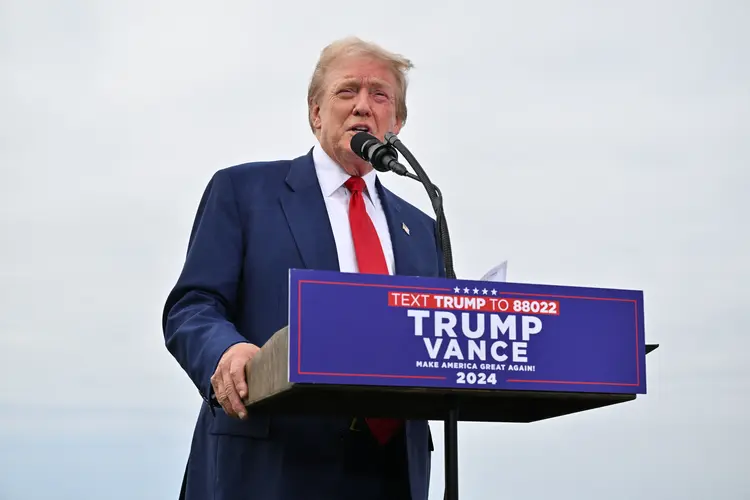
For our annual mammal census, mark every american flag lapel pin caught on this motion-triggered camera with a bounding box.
[402,222,410,235]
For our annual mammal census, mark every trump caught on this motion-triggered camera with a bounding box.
[162,37,444,500]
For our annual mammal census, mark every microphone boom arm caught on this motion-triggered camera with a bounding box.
[384,132,455,280]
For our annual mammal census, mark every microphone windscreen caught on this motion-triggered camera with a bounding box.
[350,131,378,159]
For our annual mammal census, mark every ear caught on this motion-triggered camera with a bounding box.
[310,103,322,131]
[391,116,403,135]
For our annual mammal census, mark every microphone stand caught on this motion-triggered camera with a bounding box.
[384,133,455,280]
[384,132,459,500]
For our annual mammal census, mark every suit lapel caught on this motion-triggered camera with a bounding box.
[377,180,423,277]
[280,151,340,272]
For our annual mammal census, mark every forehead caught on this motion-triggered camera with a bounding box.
[324,56,398,89]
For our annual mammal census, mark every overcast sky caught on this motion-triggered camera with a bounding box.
[1,0,749,499]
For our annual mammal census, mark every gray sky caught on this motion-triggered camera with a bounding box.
[2,0,749,498]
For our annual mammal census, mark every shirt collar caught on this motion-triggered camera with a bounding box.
[312,141,379,201]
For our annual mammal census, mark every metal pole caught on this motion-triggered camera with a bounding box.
[443,406,459,500]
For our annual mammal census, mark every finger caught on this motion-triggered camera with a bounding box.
[215,389,234,418]
[222,367,246,419]
[211,373,225,408]
[219,368,237,417]
[230,358,248,401]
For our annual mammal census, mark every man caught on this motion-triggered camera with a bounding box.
[162,37,445,500]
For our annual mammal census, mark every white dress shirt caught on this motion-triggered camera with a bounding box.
[312,142,395,275]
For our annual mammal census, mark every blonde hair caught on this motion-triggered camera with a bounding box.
[307,36,414,132]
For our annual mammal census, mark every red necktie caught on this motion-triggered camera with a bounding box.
[344,176,403,445]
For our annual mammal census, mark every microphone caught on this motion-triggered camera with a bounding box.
[350,131,409,176]
[350,132,443,196]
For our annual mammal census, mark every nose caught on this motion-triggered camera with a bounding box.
[352,88,373,116]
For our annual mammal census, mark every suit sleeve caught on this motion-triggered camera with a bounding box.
[162,168,248,403]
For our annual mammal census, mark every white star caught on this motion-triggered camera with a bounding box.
[463,287,469,294]
[491,289,497,295]
[473,288,479,294]
[454,287,460,293]
[482,288,488,295]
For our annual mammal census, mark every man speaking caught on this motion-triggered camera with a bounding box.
[162,37,445,500]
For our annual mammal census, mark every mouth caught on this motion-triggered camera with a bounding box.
[348,124,371,134]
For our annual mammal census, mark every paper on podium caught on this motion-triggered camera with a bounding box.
[480,260,508,282]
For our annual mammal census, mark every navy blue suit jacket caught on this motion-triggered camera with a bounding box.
[162,150,445,500]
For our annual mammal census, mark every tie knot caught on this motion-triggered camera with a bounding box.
[345,176,366,194]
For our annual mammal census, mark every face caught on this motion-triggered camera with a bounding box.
[311,56,403,176]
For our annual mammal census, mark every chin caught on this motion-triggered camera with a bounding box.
[354,159,373,176]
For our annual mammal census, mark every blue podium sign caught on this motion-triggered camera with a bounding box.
[287,269,646,395]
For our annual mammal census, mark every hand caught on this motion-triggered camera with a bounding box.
[210,342,260,419]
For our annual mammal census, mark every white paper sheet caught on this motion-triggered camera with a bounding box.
[480,260,508,282]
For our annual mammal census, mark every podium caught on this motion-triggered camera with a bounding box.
[242,269,656,500]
